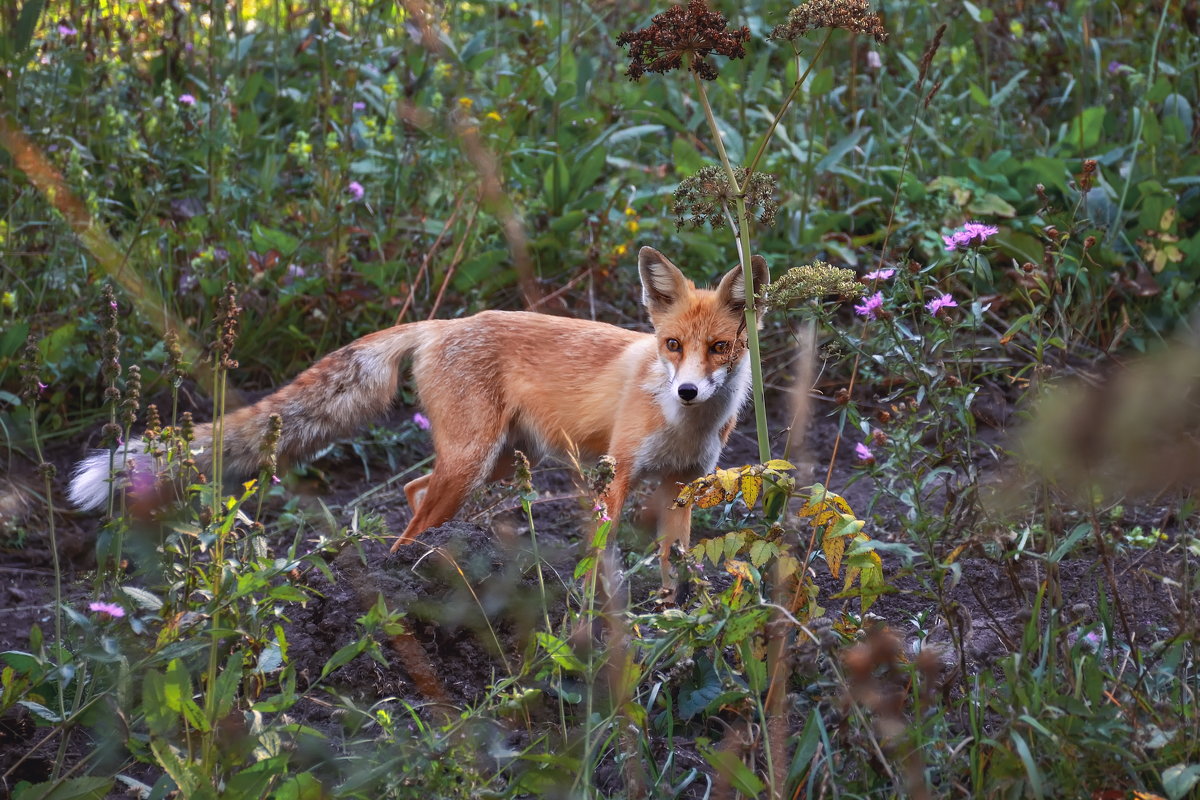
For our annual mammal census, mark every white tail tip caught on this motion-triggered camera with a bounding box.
[68,441,148,511]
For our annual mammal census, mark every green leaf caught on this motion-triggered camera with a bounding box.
[1009,730,1045,800]
[1061,106,1105,154]
[10,0,45,61]
[120,586,163,610]
[535,632,585,673]
[696,738,766,797]
[1163,764,1200,800]
[17,700,61,723]
[319,639,366,680]
[968,82,990,108]
[13,776,113,800]
[671,136,705,177]
[251,224,300,256]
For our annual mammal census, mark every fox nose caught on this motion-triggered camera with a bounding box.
[677,383,698,402]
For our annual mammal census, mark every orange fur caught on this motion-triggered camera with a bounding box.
[70,247,768,586]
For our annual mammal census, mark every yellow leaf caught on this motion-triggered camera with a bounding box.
[696,483,726,509]
[675,483,697,507]
[725,559,753,581]
[1159,207,1176,230]
[824,529,846,578]
[944,543,967,564]
[740,474,762,509]
[716,468,739,495]
[764,459,796,471]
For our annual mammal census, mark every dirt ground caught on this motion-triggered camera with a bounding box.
[0,387,1193,791]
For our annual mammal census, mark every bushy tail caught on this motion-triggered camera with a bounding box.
[69,324,427,511]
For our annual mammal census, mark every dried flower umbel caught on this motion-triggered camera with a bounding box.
[765,260,864,309]
[770,0,887,44]
[616,0,750,82]
[673,166,778,230]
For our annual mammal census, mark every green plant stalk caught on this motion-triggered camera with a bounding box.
[691,71,770,463]
[744,32,833,177]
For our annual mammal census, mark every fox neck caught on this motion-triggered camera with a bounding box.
[635,354,752,479]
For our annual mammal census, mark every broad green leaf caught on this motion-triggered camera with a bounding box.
[13,776,112,800]
[536,632,585,673]
[697,739,766,797]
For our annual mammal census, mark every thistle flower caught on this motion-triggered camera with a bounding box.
[616,0,751,82]
[854,291,884,319]
[770,0,887,44]
[89,601,125,618]
[861,267,895,282]
[942,221,998,251]
[179,93,196,106]
[673,166,778,230]
[767,260,864,309]
[412,412,431,431]
[854,442,875,464]
[926,293,958,315]
[347,181,365,202]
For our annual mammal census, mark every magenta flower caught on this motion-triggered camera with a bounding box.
[926,293,958,315]
[89,601,125,618]
[853,291,884,320]
[352,101,366,111]
[862,268,895,282]
[854,442,875,464]
[178,93,196,106]
[1107,60,1123,74]
[58,24,78,36]
[347,181,365,202]
[592,502,612,523]
[412,412,431,430]
[942,222,998,252]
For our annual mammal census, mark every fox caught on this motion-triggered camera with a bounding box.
[70,247,768,584]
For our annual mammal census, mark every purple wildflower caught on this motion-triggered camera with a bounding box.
[347,181,365,202]
[352,101,366,111]
[926,293,958,315]
[1107,60,1122,74]
[854,442,875,464]
[866,51,882,70]
[58,24,78,36]
[593,502,612,523]
[89,601,125,618]
[179,93,196,106]
[862,268,895,282]
[853,291,884,320]
[942,222,999,251]
[412,412,431,430]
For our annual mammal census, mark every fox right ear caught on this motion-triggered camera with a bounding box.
[638,247,691,317]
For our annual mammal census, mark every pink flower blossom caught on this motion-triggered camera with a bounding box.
[854,291,884,320]
[854,442,875,463]
[58,24,78,36]
[352,101,366,111]
[926,293,958,315]
[347,181,365,202]
[179,94,196,106]
[942,222,998,251]
[412,412,431,430]
[862,268,895,282]
[89,601,125,618]
[866,51,882,70]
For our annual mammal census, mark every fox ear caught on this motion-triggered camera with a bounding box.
[639,247,691,316]
[716,255,770,322]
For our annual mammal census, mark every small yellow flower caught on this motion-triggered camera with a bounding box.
[2,291,15,310]
[485,111,502,122]
[533,18,545,28]
[613,243,628,257]
[626,219,639,234]
[458,96,474,109]
[624,206,636,216]
[1009,20,1024,38]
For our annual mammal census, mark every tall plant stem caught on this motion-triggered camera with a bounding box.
[692,71,770,462]
[744,31,833,177]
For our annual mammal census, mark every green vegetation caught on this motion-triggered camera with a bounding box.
[1,0,1198,798]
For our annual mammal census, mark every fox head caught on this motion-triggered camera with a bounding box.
[638,246,769,408]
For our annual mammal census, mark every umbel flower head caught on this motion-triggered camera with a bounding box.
[617,0,751,82]
[770,0,888,44]
[766,260,865,310]
[673,166,778,230]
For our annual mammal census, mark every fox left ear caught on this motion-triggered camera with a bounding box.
[716,255,770,324]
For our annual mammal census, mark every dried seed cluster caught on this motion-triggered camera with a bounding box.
[673,166,778,230]
[616,0,750,82]
[769,0,887,44]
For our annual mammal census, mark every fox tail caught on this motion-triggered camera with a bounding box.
[69,323,425,510]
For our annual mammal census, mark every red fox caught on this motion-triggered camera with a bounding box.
[71,247,768,581]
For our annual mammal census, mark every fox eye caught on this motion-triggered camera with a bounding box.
[666,338,682,352]
[710,341,730,355]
